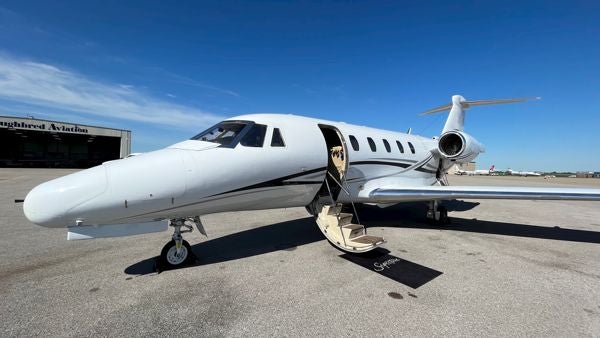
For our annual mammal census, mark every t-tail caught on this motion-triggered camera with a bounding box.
[421,95,539,164]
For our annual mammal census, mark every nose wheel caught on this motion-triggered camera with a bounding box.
[159,217,204,268]
[161,239,192,266]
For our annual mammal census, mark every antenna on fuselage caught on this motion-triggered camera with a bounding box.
[406,127,412,134]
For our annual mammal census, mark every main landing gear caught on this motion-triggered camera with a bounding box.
[427,200,449,225]
[159,217,205,268]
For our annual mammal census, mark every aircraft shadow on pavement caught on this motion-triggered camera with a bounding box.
[125,217,323,275]
[125,215,445,288]
[125,199,599,277]
[357,201,600,245]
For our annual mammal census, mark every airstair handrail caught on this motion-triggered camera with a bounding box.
[323,176,347,247]
[326,172,363,234]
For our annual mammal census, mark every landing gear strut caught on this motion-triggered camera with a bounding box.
[159,217,204,268]
[427,201,449,225]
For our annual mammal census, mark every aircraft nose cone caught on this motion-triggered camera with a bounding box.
[23,184,54,227]
[23,166,108,228]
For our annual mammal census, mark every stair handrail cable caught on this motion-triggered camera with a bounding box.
[323,175,336,207]
[323,175,347,247]
[326,172,363,234]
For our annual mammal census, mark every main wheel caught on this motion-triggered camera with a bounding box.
[160,240,193,268]
[428,206,450,225]
[437,206,450,224]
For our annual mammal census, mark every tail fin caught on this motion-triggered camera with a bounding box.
[489,165,495,172]
[420,95,540,134]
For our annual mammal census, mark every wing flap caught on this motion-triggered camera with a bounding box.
[369,186,600,202]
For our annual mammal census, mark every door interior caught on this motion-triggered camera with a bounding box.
[318,125,347,201]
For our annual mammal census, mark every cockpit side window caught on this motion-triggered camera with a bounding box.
[240,124,267,147]
[271,128,285,147]
[190,121,248,147]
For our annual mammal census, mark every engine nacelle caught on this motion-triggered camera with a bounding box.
[437,131,484,163]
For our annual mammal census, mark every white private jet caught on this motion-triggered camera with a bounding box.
[456,165,495,176]
[507,168,542,177]
[23,95,600,267]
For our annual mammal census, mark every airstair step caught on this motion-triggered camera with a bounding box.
[316,201,384,253]
[342,223,364,238]
[342,223,363,230]
[349,235,385,246]
[326,204,343,215]
[337,212,353,225]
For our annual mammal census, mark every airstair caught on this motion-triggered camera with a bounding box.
[315,169,385,253]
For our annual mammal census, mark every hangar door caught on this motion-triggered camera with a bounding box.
[0,128,121,168]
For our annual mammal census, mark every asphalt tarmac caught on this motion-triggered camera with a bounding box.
[1,169,599,336]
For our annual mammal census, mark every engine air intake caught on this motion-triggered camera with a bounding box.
[438,132,464,157]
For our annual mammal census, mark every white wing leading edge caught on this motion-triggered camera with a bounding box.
[369,185,600,203]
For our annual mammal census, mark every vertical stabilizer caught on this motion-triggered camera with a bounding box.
[442,95,466,133]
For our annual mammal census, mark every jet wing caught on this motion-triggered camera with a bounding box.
[368,185,600,202]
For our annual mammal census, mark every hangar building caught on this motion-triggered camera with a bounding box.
[0,115,131,168]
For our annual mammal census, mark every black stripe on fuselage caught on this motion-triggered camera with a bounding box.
[117,160,436,221]
[115,167,328,221]
[116,184,322,222]
[351,160,410,168]
[349,160,437,174]
[371,157,418,163]
[208,166,327,197]
[416,168,437,174]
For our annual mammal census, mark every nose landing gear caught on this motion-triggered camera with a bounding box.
[159,217,204,268]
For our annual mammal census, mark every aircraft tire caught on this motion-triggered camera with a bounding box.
[428,206,450,225]
[437,206,450,225]
[160,240,193,267]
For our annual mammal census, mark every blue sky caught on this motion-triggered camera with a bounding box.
[0,1,599,171]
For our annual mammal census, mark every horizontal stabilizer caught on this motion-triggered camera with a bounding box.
[419,97,540,115]
[369,186,600,202]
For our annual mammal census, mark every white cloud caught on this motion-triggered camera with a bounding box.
[146,67,240,98]
[0,55,224,129]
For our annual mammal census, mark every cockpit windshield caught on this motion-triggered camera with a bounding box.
[190,121,249,147]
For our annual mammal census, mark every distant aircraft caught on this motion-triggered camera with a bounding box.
[507,168,542,177]
[456,165,495,176]
[23,95,600,267]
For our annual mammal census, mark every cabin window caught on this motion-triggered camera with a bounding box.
[240,124,267,147]
[190,121,248,147]
[349,135,359,151]
[271,128,285,147]
[408,141,416,154]
[396,140,404,153]
[367,137,377,152]
[383,139,391,153]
